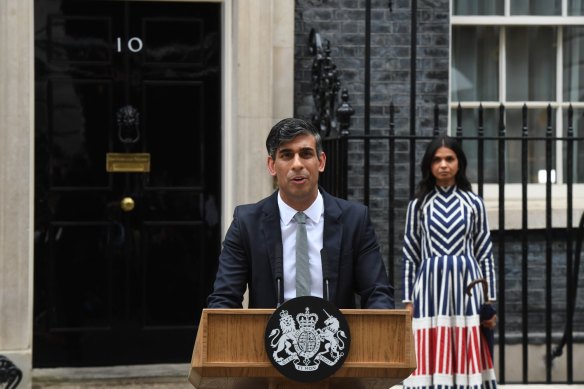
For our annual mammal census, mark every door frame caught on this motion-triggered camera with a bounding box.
[218,0,295,233]
[0,0,294,384]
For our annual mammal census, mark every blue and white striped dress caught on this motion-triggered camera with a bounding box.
[402,186,497,389]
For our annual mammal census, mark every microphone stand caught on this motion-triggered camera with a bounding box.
[321,248,330,302]
[275,243,284,307]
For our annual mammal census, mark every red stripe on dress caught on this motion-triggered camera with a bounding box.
[459,326,467,375]
[443,326,450,375]
[422,328,427,375]
[469,326,477,374]
[441,326,448,375]
[437,326,444,374]
[417,328,425,375]
[470,325,481,373]
[480,334,487,371]
[454,326,459,375]
[481,332,493,369]
[418,328,423,375]
[477,326,486,372]
[429,326,436,375]
[446,326,452,374]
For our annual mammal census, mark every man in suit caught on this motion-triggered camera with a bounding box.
[207,118,394,309]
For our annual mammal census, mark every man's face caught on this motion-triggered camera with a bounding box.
[267,134,326,211]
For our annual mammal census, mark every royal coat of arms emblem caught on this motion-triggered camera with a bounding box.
[265,296,350,382]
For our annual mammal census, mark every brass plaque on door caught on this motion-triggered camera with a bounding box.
[106,153,151,173]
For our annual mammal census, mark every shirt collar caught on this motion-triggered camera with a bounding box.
[278,190,324,225]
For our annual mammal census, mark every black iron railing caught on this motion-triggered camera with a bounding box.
[320,102,584,384]
[306,4,582,384]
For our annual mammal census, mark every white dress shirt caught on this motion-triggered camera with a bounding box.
[278,191,324,301]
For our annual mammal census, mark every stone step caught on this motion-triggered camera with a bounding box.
[32,364,192,389]
[31,364,584,389]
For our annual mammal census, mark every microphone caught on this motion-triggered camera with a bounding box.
[275,243,283,306]
[320,248,330,302]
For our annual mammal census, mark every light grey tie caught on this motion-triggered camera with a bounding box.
[294,212,311,297]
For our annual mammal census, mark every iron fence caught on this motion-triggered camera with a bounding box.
[320,103,584,384]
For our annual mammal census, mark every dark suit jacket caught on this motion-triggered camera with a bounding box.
[207,188,394,309]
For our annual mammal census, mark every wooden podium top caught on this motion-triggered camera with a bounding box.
[189,309,415,389]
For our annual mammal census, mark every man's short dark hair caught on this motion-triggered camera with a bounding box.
[266,118,323,159]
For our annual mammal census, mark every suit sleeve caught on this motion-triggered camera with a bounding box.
[402,199,421,303]
[473,196,497,302]
[206,207,249,308]
[354,206,395,309]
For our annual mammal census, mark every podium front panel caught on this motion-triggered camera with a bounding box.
[189,308,416,389]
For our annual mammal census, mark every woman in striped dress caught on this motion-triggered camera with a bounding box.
[402,135,497,389]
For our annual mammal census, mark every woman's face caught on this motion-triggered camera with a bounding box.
[431,146,459,187]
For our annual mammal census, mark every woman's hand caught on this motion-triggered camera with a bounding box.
[481,314,497,329]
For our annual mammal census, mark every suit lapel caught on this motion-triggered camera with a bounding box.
[322,190,342,303]
[260,191,282,298]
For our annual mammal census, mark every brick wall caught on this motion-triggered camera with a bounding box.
[294,0,450,300]
[294,0,584,341]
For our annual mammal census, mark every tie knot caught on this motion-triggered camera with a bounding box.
[294,212,307,224]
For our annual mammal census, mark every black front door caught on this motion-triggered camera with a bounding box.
[33,0,221,367]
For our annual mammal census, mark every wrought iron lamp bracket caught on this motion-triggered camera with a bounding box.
[308,28,353,137]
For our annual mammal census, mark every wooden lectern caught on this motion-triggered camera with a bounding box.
[189,309,415,389]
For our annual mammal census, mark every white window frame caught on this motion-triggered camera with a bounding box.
[450,0,584,229]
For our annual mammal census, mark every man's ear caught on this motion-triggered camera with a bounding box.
[267,156,277,177]
[318,152,326,173]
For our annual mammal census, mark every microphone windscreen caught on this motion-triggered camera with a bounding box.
[320,248,329,280]
[275,243,283,279]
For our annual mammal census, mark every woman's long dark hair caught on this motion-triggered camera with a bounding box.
[415,134,472,202]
